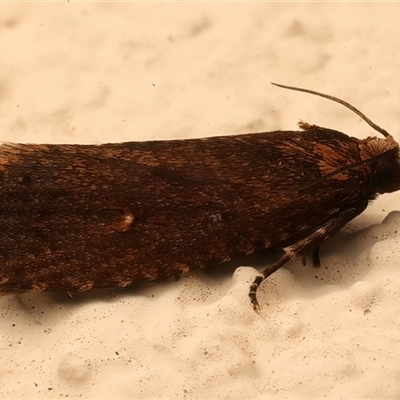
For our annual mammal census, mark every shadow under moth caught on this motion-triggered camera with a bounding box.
[1,83,399,310]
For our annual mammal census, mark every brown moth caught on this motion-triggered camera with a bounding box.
[0,83,399,311]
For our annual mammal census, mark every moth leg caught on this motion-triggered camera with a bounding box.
[312,247,321,268]
[249,199,368,311]
[249,253,291,311]
[300,248,319,267]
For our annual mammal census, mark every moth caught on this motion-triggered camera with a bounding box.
[1,84,399,311]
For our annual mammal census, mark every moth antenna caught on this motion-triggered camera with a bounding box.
[271,82,390,138]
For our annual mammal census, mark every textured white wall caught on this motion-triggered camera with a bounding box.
[0,3,400,399]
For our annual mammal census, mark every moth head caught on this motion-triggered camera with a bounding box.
[368,136,400,194]
[272,83,400,195]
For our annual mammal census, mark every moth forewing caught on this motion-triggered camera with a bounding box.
[0,85,398,313]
